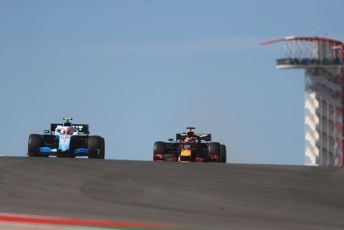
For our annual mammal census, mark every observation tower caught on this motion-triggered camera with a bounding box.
[263,36,344,166]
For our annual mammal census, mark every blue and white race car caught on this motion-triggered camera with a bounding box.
[28,118,105,159]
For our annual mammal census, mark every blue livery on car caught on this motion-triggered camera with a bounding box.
[28,118,105,159]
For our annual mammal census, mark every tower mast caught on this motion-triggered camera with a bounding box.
[263,36,344,166]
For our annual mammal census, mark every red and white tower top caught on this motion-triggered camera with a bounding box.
[262,36,344,70]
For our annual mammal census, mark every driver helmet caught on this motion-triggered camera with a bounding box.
[64,121,72,127]
[187,131,194,138]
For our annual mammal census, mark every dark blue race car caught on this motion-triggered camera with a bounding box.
[28,118,105,159]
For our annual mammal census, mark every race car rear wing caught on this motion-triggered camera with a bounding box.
[50,123,89,134]
[176,133,212,142]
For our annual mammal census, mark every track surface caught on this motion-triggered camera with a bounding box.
[0,157,343,229]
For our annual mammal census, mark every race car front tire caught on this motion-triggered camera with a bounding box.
[153,141,166,161]
[88,136,104,159]
[100,137,105,159]
[208,142,221,162]
[28,134,42,157]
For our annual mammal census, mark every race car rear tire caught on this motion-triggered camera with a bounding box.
[28,134,42,157]
[88,136,104,159]
[153,141,166,161]
[220,144,227,163]
[208,142,221,162]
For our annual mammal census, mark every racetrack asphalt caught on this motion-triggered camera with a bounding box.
[0,157,343,230]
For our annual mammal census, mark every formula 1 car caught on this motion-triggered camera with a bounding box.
[27,118,105,159]
[153,127,227,163]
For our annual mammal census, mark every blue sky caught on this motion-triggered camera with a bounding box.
[0,0,343,164]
